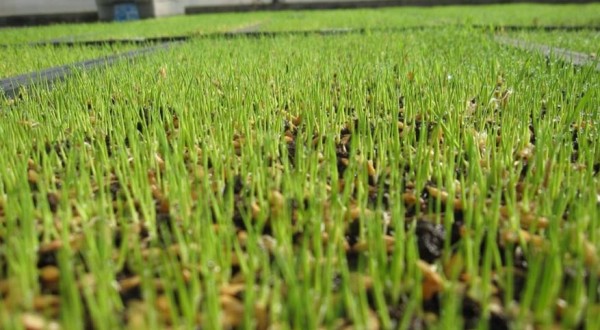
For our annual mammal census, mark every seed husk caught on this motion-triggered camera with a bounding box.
[39,266,60,284]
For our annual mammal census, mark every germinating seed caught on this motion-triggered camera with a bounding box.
[0,4,599,330]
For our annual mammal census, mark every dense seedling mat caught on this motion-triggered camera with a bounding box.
[1,4,599,330]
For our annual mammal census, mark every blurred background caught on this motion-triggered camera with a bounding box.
[0,0,595,26]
